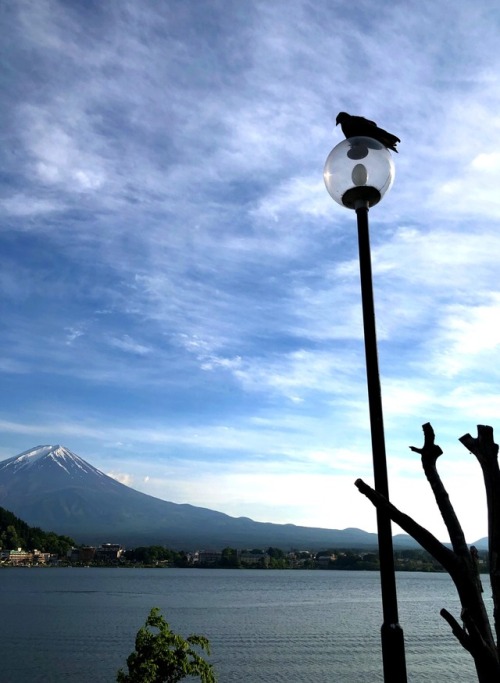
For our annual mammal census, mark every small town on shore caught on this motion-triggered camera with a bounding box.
[0,542,489,572]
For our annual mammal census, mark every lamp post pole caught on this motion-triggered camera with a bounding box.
[355,199,407,683]
[324,137,407,682]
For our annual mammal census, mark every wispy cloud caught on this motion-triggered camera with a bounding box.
[1,0,500,542]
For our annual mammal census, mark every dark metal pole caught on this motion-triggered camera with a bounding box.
[355,200,408,683]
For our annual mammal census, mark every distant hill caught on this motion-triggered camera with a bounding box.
[0,444,423,550]
[473,537,489,550]
[0,505,74,553]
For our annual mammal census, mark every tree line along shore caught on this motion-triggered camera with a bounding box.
[0,505,489,571]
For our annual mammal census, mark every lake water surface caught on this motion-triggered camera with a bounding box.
[0,568,481,682]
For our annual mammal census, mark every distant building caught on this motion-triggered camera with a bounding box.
[196,550,222,566]
[67,548,80,562]
[79,546,97,563]
[33,550,52,564]
[5,548,33,565]
[316,553,336,567]
[239,550,270,567]
[95,544,124,561]
[67,546,97,563]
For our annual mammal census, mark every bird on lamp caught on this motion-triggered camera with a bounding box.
[336,112,400,153]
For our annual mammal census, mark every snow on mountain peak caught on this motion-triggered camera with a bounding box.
[0,444,106,477]
[15,444,70,462]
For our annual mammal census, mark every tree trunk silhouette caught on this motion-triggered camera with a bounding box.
[355,423,500,682]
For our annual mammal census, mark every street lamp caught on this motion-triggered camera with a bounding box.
[324,136,407,683]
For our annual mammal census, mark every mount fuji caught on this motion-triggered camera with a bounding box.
[0,444,410,550]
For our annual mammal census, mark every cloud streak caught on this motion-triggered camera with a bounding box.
[2,0,500,543]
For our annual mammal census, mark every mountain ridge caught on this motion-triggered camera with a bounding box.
[0,445,483,550]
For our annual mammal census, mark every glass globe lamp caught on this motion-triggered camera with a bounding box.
[323,137,395,209]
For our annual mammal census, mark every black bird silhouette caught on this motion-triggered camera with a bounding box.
[336,112,400,152]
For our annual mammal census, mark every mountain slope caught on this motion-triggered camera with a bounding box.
[0,504,74,553]
[0,444,409,550]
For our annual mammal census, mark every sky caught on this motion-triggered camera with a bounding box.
[2,0,500,544]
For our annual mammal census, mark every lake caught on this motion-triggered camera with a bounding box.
[0,568,480,682]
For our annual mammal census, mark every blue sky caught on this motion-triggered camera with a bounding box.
[2,0,500,543]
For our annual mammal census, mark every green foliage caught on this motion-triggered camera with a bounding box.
[266,547,285,559]
[124,546,181,566]
[393,548,446,572]
[220,547,239,568]
[266,547,286,568]
[117,608,217,683]
[0,506,74,553]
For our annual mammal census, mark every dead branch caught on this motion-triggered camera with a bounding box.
[356,422,500,681]
[460,426,500,651]
[354,477,457,574]
[411,422,468,556]
[440,608,472,653]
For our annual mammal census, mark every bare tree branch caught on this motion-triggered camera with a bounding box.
[410,422,468,556]
[356,421,500,682]
[460,426,500,650]
[440,608,472,653]
[354,477,457,574]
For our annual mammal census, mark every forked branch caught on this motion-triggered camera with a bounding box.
[355,423,500,681]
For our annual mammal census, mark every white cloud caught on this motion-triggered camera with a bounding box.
[471,151,500,172]
[107,471,134,486]
[107,335,153,356]
[1,194,62,217]
[2,0,500,543]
